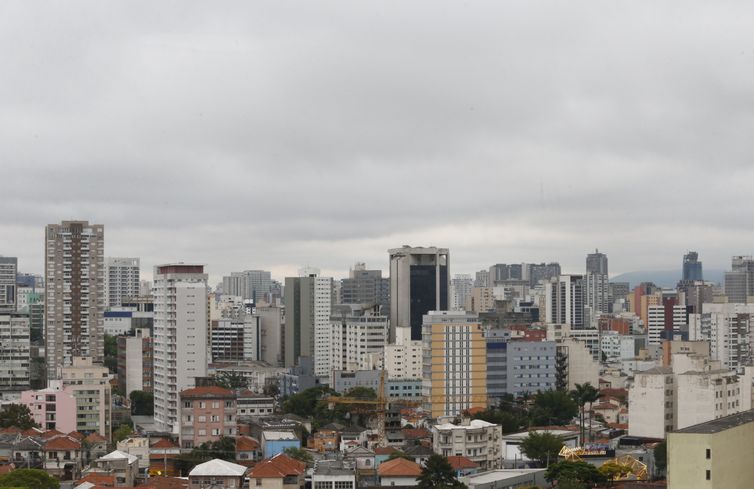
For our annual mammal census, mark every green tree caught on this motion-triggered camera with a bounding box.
[104,334,118,373]
[417,454,467,489]
[112,424,133,443]
[263,381,280,398]
[0,404,38,430]
[545,461,606,486]
[343,386,377,399]
[470,407,526,434]
[599,461,631,485]
[191,437,237,462]
[571,383,600,443]
[530,390,578,426]
[283,447,313,464]
[0,469,59,489]
[654,440,667,474]
[212,371,248,389]
[129,390,154,415]
[518,432,564,467]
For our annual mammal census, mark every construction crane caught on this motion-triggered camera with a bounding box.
[325,369,420,447]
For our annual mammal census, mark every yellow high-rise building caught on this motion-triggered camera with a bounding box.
[422,311,487,418]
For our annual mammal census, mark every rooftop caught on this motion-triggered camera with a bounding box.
[674,409,754,434]
[378,458,422,477]
[189,459,248,477]
[180,386,235,398]
[462,469,546,484]
[435,419,497,431]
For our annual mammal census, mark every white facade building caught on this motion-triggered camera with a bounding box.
[450,274,474,311]
[545,275,584,328]
[689,303,754,372]
[105,257,140,308]
[383,328,423,379]
[331,308,388,372]
[152,264,208,433]
[432,419,502,470]
[0,314,31,395]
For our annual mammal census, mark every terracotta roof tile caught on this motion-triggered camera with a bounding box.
[374,446,399,455]
[446,456,478,470]
[402,428,431,440]
[77,474,116,486]
[41,429,64,439]
[85,432,108,443]
[45,436,82,450]
[151,438,178,449]
[140,477,189,489]
[378,458,422,477]
[68,431,86,440]
[235,436,259,451]
[249,454,305,478]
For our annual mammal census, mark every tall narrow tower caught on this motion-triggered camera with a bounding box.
[152,263,208,433]
[585,249,609,319]
[45,221,105,380]
[389,246,450,342]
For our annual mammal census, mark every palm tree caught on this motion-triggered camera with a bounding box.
[570,383,600,444]
[582,384,600,443]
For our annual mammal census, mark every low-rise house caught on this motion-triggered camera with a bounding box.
[432,419,503,470]
[10,435,44,468]
[338,425,368,452]
[75,472,116,489]
[83,432,109,465]
[344,446,376,474]
[235,436,262,466]
[85,450,139,487]
[43,435,82,479]
[501,429,579,467]
[188,459,248,489]
[403,445,434,467]
[459,469,547,489]
[261,431,300,458]
[308,424,341,452]
[374,446,398,466]
[116,437,150,471]
[447,456,479,478]
[236,391,275,417]
[248,453,306,489]
[149,438,181,477]
[378,457,422,486]
[311,460,356,489]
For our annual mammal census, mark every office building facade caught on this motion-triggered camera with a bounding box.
[105,257,140,308]
[0,256,17,313]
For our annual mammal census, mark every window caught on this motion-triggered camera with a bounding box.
[706,449,711,459]
[706,470,711,480]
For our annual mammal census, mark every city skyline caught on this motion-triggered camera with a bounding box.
[4,2,754,283]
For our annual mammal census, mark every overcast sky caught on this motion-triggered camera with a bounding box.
[2,1,754,284]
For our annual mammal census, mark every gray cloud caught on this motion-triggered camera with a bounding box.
[3,1,754,283]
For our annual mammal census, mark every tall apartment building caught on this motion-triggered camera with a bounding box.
[339,263,389,311]
[153,264,209,433]
[485,333,557,399]
[422,311,487,418]
[389,246,449,342]
[45,221,105,379]
[689,303,754,372]
[450,274,474,311]
[61,356,112,439]
[256,305,284,367]
[647,304,688,346]
[117,328,153,395]
[0,256,17,313]
[330,305,388,372]
[222,270,273,304]
[0,313,31,396]
[464,287,495,313]
[725,256,754,303]
[474,270,490,287]
[105,257,140,307]
[210,313,260,362]
[545,275,584,328]
[585,250,609,318]
[383,328,423,379]
[628,353,752,439]
[527,262,562,287]
[284,269,333,380]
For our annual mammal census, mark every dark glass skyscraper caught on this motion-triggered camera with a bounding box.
[682,251,703,282]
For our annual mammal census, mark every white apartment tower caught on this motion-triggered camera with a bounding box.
[45,221,105,380]
[105,257,141,307]
[585,250,609,319]
[545,275,585,328]
[0,257,18,313]
[283,268,333,380]
[152,264,208,433]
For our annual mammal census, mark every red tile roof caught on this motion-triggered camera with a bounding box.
[249,454,305,478]
[140,477,189,489]
[374,446,399,455]
[41,429,64,439]
[179,386,235,398]
[68,431,86,440]
[77,474,116,486]
[151,438,179,449]
[402,428,431,440]
[44,436,82,450]
[236,436,259,452]
[85,432,108,444]
[379,458,422,477]
[447,456,478,471]
[21,428,44,436]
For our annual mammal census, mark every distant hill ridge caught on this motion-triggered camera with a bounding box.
[610,269,725,289]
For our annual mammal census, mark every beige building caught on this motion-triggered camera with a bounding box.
[45,220,105,379]
[432,419,502,470]
[668,410,754,489]
[422,311,487,418]
[383,327,423,379]
[61,356,112,440]
[465,287,495,313]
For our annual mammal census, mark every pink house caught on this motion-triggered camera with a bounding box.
[21,381,77,432]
